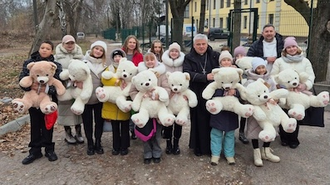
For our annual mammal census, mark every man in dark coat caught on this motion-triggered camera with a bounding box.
[183,34,220,156]
[247,24,284,72]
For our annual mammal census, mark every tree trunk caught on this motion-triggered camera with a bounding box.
[284,0,310,25]
[308,0,330,82]
[198,0,206,33]
[169,0,191,49]
[232,0,242,51]
[29,0,57,55]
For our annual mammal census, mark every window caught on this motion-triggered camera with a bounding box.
[213,18,215,27]
[205,19,209,27]
[213,0,216,9]
[269,14,274,25]
[226,0,231,7]
[256,0,260,3]
[220,0,224,8]
[220,18,224,28]
[195,2,197,12]
[244,16,247,29]
[244,0,248,5]
[184,6,189,18]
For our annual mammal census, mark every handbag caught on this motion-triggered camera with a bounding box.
[134,118,157,142]
[300,87,325,127]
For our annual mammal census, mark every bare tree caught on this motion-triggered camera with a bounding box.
[198,0,206,34]
[286,0,330,82]
[168,0,192,46]
[232,0,242,50]
[29,0,57,55]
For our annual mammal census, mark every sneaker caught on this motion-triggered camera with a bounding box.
[22,153,43,165]
[226,157,236,165]
[45,151,58,162]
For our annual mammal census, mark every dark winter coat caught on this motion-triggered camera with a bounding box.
[209,89,239,132]
[247,33,284,59]
[183,45,220,155]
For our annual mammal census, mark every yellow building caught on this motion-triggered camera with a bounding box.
[181,0,316,37]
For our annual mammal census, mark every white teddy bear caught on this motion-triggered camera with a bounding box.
[58,59,93,115]
[238,78,297,142]
[235,56,253,72]
[131,70,175,128]
[95,58,138,112]
[274,68,329,120]
[202,67,254,118]
[166,71,198,126]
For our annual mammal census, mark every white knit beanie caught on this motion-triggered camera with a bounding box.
[219,50,233,62]
[91,40,107,55]
[169,42,181,52]
[252,57,267,71]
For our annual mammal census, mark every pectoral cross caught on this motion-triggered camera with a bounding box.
[202,69,206,74]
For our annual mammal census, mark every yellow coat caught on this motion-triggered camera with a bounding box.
[101,67,131,121]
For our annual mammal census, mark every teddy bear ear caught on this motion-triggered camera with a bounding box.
[211,68,221,74]
[184,72,190,80]
[50,63,57,71]
[166,71,171,78]
[27,62,35,70]
[273,74,280,83]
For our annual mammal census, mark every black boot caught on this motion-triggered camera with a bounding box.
[94,139,104,154]
[239,132,249,144]
[87,140,95,156]
[165,139,172,155]
[131,130,137,140]
[172,138,180,155]
[64,126,76,144]
[75,124,84,144]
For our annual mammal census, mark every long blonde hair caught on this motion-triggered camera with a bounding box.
[122,35,141,54]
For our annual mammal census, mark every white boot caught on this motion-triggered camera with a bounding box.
[226,157,235,165]
[210,155,220,166]
[261,147,280,163]
[253,148,263,167]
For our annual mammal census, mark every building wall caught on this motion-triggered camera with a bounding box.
[181,0,316,38]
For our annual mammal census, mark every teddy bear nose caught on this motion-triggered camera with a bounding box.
[145,82,149,86]
[224,87,230,90]
[39,80,45,84]
[292,82,297,86]
[174,88,178,91]
[263,95,268,99]
[123,74,127,78]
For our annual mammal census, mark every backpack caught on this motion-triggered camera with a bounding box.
[134,118,157,142]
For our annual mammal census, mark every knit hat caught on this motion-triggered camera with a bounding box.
[169,42,181,52]
[91,40,107,54]
[252,57,267,71]
[284,37,298,49]
[233,46,246,57]
[112,49,125,59]
[62,35,75,44]
[219,50,233,62]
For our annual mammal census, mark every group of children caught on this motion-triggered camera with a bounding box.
[19,34,292,167]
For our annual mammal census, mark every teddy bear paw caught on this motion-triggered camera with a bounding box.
[132,118,145,128]
[43,104,57,114]
[12,101,26,113]
[118,102,132,113]
[282,119,297,133]
[206,100,221,114]
[259,131,275,142]
[318,92,329,106]
[95,87,107,102]
[162,117,175,127]
[71,107,83,115]
[242,105,254,118]
[175,117,188,126]
[288,109,304,120]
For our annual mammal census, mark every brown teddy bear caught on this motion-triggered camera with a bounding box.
[12,61,66,114]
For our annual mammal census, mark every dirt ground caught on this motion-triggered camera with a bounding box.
[1,35,329,185]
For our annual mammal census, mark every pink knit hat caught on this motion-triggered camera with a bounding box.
[62,35,75,44]
[233,46,246,57]
[284,37,298,49]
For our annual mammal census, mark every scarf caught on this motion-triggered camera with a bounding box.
[282,53,304,63]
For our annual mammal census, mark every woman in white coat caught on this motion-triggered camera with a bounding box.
[271,36,315,149]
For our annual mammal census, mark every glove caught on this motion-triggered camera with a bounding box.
[44,110,58,130]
